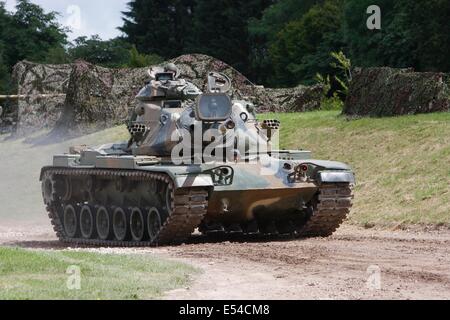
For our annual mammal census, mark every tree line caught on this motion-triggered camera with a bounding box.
[1,0,449,94]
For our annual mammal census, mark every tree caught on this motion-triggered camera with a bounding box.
[248,0,322,85]
[0,49,11,93]
[2,0,67,67]
[386,0,450,72]
[0,2,10,92]
[269,0,345,86]
[0,0,67,92]
[120,0,195,58]
[128,45,163,67]
[187,0,271,77]
[68,36,131,67]
[120,0,271,78]
[343,0,450,72]
[343,0,397,68]
[44,46,70,64]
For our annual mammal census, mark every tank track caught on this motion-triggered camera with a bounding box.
[296,183,354,237]
[41,167,209,247]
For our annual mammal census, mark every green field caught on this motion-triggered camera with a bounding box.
[0,247,196,300]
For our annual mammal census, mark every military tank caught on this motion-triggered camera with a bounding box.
[40,63,355,246]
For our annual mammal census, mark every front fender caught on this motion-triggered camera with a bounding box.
[304,160,351,171]
[302,160,355,185]
[317,171,356,185]
[174,174,215,189]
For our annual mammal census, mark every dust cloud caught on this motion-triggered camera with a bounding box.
[0,128,123,227]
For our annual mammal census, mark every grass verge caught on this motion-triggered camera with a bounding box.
[0,247,197,300]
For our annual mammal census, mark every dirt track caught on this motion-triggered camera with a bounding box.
[1,222,450,300]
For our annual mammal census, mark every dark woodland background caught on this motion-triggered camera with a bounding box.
[1,0,449,93]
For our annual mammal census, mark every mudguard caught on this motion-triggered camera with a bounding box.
[317,171,356,185]
[303,160,352,171]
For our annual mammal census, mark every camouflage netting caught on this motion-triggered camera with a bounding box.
[171,54,324,113]
[259,85,324,112]
[344,67,450,117]
[12,54,324,134]
[12,61,72,133]
[54,60,148,133]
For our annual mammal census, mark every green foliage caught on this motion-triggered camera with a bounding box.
[121,0,271,77]
[320,95,344,111]
[248,0,323,84]
[0,52,11,93]
[0,0,67,92]
[314,51,351,109]
[315,73,331,94]
[2,0,450,93]
[330,51,351,96]
[344,0,450,72]
[128,46,163,68]
[343,0,394,68]
[189,0,272,75]
[44,46,71,64]
[268,0,345,86]
[315,72,343,111]
[120,0,196,58]
[1,0,68,67]
[249,0,321,43]
[68,36,131,68]
[253,0,450,86]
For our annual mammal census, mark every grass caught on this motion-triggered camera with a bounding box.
[260,111,450,227]
[0,247,197,300]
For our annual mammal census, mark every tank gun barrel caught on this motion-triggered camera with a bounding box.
[0,94,66,100]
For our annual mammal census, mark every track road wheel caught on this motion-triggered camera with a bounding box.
[42,172,57,205]
[96,206,112,240]
[130,208,146,242]
[63,205,79,238]
[147,208,162,242]
[80,205,96,239]
[113,207,130,241]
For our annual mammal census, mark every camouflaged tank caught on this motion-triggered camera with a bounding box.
[40,64,355,246]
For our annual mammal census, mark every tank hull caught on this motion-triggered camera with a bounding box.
[41,153,354,246]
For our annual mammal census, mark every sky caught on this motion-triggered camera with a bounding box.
[4,0,130,41]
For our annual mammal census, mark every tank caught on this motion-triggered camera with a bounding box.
[40,64,355,246]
